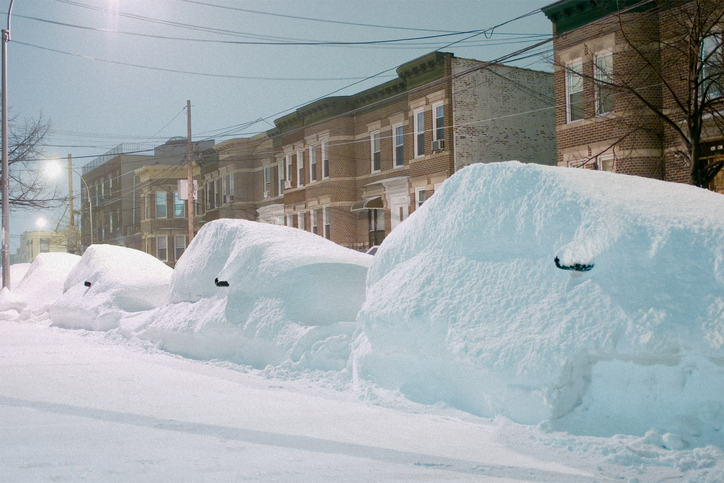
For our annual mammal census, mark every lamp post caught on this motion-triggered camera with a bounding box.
[73,164,93,246]
[46,158,93,246]
[1,0,15,288]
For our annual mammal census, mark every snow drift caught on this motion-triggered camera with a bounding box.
[352,161,724,448]
[50,245,173,331]
[123,219,372,370]
[0,253,80,320]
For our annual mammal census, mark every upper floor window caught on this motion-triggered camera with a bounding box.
[702,33,723,99]
[278,161,285,194]
[228,172,235,201]
[285,154,293,185]
[393,125,404,167]
[310,146,317,182]
[173,191,185,218]
[433,103,444,142]
[297,150,305,187]
[322,141,330,179]
[414,109,425,157]
[155,191,167,218]
[371,131,381,172]
[566,60,584,122]
[594,51,614,115]
[264,166,271,197]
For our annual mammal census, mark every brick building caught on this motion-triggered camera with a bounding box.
[542,0,724,191]
[263,51,556,250]
[81,138,214,266]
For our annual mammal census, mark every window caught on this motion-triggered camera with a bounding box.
[322,141,330,179]
[174,235,186,261]
[222,175,228,204]
[205,181,212,210]
[39,238,50,253]
[297,151,305,187]
[228,172,235,201]
[278,161,285,194]
[286,213,294,227]
[174,191,185,218]
[156,236,168,262]
[310,145,317,182]
[597,155,614,172]
[264,166,271,196]
[214,178,219,208]
[415,187,426,209]
[311,209,318,235]
[702,33,723,99]
[566,60,584,122]
[371,131,381,172]
[368,209,385,246]
[393,125,404,167]
[285,154,293,186]
[298,211,305,231]
[109,211,114,233]
[414,109,425,157]
[433,103,444,142]
[594,51,614,115]
[156,191,167,218]
[323,206,330,240]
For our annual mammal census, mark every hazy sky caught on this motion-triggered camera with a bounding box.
[6,0,555,249]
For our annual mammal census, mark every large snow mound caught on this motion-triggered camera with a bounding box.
[0,253,80,320]
[123,219,372,370]
[50,245,173,331]
[352,161,724,448]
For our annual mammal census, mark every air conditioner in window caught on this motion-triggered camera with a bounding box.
[284,180,292,189]
[263,190,270,199]
[432,140,445,152]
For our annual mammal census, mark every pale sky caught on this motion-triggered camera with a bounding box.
[5,0,555,249]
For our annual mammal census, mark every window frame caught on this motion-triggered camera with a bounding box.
[432,102,444,142]
[566,59,584,123]
[323,206,330,240]
[414,108,425,158]
[156,235,168,262]
[309,145,317,183]
[415,186,426,209]
[174,235,186,261]
[297,150,305,187]
[371,131,381,173]
[173,191,185,218]
[594,50,614,116]
[322,141,330,179]
[155,191,167,219]
[702,32,723,99]
[393,124,404,167]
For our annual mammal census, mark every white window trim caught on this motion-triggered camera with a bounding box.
[311,209,318,235]
[432,102,444,142]
[322,141,330,179]
[309,145,317,183]
[413,108,425,158]
[297,150,304,187]
[393,124,404,168]
[371,131,381,173]
[298,211,305,231]
[566,59,584,123]
[594,50,613,116]
[415,186,427,209]
[278,160,285,194]
[174,235,186,261]
[156,235,168,262]
[285,154,292,184]
[323,206,330,239]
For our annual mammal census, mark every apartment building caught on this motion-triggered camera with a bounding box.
[15,230,69,263]
[263,51,556,250]
[81,138,214,266]
[542,0,724,191]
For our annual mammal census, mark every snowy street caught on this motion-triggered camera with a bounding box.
[2,320,718,482]
[0,321,595,482]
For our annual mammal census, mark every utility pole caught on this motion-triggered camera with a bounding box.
[186,100,194,245]
[67,154,74,227]
[1,0,15,289]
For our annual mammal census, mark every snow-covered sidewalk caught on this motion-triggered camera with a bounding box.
[2,320,718,482]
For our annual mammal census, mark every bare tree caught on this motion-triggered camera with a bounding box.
[553,0,724,188]
[3,114,63,208]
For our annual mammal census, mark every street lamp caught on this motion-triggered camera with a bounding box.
[2,0,16,288]
[46,158,93,246]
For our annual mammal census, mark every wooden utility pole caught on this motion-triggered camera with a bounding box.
[67,154,74,227]
[186,100,194,244]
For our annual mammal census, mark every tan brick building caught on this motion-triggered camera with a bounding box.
[262,52,556,250]
[542,0,724,191]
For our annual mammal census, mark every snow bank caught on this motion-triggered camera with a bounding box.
[352,161,724,448]
[50,245,173,331]
[124,219,371,371]
[0,253,80,320]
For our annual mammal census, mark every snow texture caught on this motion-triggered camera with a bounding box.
[0,253,80,320]
[121,219,372,370]
[49,245,173,331]
[352,161,724,448]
